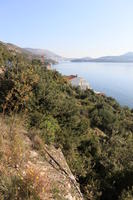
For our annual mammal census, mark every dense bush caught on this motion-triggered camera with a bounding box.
[0,43,133,199]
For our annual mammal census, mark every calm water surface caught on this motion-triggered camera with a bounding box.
[52,62,133,108]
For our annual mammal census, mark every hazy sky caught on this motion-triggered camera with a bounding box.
[0,0,133,57]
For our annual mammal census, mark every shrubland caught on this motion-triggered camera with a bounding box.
[0,42,133,199]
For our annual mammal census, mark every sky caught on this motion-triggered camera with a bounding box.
[0,0,133,58]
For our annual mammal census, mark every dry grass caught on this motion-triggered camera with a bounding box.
[0,116,27,167]
[0,116,51,200]
[32,134,44,151]
[18,165,51,199]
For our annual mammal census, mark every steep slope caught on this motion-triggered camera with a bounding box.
[0,117,83,200]
[0,41,61,63]
[0,41,133,200]
[24,48,65,62]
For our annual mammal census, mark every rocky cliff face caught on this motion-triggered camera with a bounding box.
[26,137,83,200]
[0,117,83,200]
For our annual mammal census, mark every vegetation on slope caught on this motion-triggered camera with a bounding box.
[0,42,133,200]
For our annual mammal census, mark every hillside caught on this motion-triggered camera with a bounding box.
[71,52,133,63]
[70,57,93,62]
[0,42,133,200]
[3,41,133,64]
[0,41,60,64]
[91,52,133,63]
[24,48,66,62]
[0,117,83,200]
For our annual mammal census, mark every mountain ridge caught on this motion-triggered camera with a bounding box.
[0,41,65,62]
[1,40,133,63]
[24,47,66,62]
[71,52,133,63]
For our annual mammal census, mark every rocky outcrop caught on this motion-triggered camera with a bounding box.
[28,146,83,199]
[24,132,84,200]
[0,118,83,200]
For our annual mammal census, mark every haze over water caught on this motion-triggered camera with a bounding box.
[53,62,133,108]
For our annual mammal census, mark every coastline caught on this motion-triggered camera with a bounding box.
[52,62,133,109]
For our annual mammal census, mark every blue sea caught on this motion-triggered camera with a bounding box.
[52,62,133,108]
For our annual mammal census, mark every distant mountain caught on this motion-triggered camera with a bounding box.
[92,52,133,63]
[0,41,65,63]
[24,48,66,62]
[2,42,31,55]
[71,57,93,62]
[2,41,133,63]
[71,52,133,63]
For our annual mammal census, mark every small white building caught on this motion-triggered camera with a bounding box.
[70,76,90,90]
